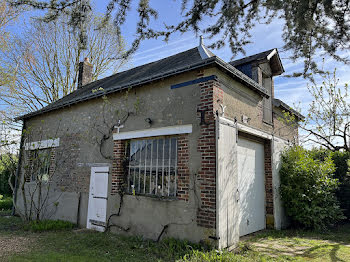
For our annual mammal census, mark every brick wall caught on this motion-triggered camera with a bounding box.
[177,135,190,201]
[264,140,274,228]
[196,76,222,228]
[111,140,126,195]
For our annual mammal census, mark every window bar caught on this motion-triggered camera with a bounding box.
[174,139,178,197]
[143,140,147,194]
[133,142,136,193]
[138,140,142,193]
[161,138,165,196]
[155,139,159,195]
[168,138,171,196]
[149,140,153,194]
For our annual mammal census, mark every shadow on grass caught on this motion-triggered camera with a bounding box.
[245,223,350,261]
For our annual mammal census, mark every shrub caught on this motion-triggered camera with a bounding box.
[0,196,13,210]
[25,220,76,232]
[279,146,345,230]
[0,154,17,197]
[309,149,350,220]
[331,151,350,220]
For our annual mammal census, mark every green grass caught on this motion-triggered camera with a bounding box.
[0,215,349,262]
[24,219,76,232]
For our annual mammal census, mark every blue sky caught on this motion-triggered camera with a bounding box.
[9,0,350,142]
[88,0,349,119]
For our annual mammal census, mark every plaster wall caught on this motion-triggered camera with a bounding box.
[16,64,298,244]
[18,69,215,243]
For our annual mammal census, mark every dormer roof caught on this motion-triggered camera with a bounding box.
[230,48,284,76]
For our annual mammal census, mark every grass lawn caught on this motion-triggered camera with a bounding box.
[0,213,349,262]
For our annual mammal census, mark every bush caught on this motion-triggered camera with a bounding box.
[0,154,17,197]
[25,220,76,232]
[0,196,13,210]
[331,151,350,220]
[280,146,345,230]
[309,149,350,220]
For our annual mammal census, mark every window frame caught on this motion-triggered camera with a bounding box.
[125,135,178,198]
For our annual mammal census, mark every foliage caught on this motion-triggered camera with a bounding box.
[0,196,12,210]
[9,0,350,76]
[279,146,345,230]
[310,149,350,220]
[0,153,17,196]
[24,219,76,232]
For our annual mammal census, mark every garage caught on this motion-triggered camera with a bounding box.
[237,136,266,236]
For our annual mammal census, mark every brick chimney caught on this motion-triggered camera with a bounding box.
[78,57,93,89]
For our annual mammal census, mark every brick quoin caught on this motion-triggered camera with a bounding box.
[111,139,125,195]
[264,140,273,215]
[196,72,223,229]
[177,135,190,201]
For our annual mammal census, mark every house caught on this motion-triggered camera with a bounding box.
[14,39,303,249]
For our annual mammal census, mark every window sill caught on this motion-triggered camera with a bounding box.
[124,193,178,201]
[262,120,274,127]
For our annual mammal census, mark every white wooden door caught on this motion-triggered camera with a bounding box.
[87,166,109,232]
[237,137,265,236]
[217,117,239,248]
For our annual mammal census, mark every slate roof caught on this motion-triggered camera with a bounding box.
[16,46,270,120]
[230,49,275,67]
[16,45,300,120]
[230,49,284,76]
[273,98,304,120]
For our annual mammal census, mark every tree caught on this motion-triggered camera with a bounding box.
[0,0,19,91]
[301,69,350,151]
[0,14,127,117]
[0,12,128,151]
[9,0,350,76]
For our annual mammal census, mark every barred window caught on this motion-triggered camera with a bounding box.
[31,149,51,182]
[127,137,178,197]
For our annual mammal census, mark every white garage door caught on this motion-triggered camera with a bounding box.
[237,137,265,236]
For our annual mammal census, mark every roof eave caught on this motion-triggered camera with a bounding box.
[273,98,304,120]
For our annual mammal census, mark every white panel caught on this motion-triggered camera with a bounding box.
[93,172,108,198]
[237,123,272,140]
[272,137,290,229]
[113,124,192,140]
[25,138,60,150]
[87,166,109,232]
[237,138,265,236]
[216,117,239,249]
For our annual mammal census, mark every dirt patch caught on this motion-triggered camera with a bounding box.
[0,236,34,258]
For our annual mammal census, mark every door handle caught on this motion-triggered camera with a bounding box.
[236,189,240,203]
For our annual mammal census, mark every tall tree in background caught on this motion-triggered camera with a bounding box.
[9,0,350,76]
[0,14,127,120]
[302,70,350,151]
[0,0,19,86]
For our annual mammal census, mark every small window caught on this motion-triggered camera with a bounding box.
[31,149,51,182]
[127,137,178,197]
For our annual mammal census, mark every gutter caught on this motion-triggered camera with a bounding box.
[15,57,269,121]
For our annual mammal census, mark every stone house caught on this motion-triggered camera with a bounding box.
[14,40,303,249]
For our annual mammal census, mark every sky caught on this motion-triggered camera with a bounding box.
[4,0,350,148]
[86,0,349,118]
